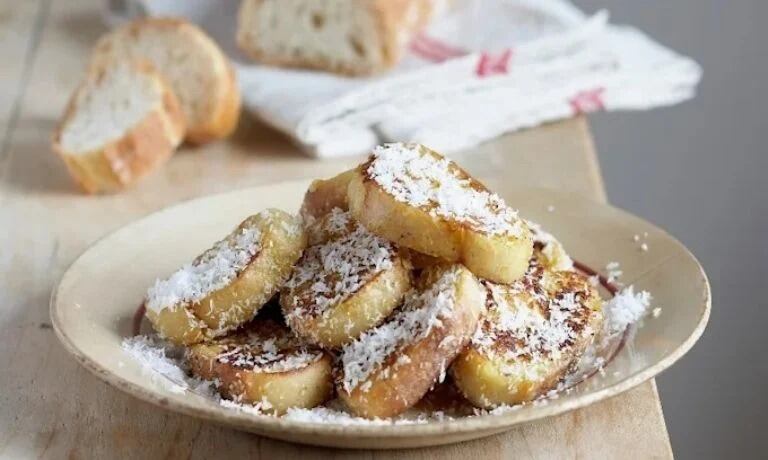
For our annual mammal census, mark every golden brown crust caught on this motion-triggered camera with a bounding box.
[337,264,485,418]
[372,0,429,70]
[184,61,242,144]
[51,61,185,194]
[299,168,356,223]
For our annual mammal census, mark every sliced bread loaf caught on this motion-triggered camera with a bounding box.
[52,60,185,193]
[90,18,241,143]
[237,0,434,76]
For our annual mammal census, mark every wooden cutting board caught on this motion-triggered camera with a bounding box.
[0,0,672,458]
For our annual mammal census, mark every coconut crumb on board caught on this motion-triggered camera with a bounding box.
[366,143,524,237]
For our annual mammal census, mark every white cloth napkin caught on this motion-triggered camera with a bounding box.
[113,0,701,157]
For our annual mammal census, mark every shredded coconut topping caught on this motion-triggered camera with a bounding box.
[284,210,395,320]
[340,267,461,392]
[472,259,599,371]
[366,143,522,236]
[212,323,323,374]
[604,285,652,334]
[145,221,263,313]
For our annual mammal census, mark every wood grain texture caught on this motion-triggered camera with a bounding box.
[0,0,672,458]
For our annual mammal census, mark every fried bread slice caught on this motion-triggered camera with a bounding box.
[299,168,356,224]
[348,143,534,284]
[145,209,306,345]
[187,319,332,413]
[337,264,485,418]
[281,209,411,349]
[451,251,603,408]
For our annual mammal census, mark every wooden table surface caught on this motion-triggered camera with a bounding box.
[0,0,673,458]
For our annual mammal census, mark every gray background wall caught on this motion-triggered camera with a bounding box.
[574,1,767,457]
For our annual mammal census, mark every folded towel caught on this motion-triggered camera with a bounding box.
[112,0,701,157]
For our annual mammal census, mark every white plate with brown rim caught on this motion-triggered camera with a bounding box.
[50,180,710,449]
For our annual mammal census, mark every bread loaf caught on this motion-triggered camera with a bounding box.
[237,0,434,76]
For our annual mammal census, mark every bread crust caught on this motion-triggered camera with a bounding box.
[185,61,241,144]
[337,264,485,418]
[90,17,241,143]
[52,61,185,194]
[237,0,430,76]
[299,168,356,223]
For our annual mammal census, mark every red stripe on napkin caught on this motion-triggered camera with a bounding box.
[410,33,468,62]
[476,49,513,77]
[569,88,606,114]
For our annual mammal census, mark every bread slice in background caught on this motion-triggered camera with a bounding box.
[237,0,434,76]
[90,18,241,143]
[52,60,185,194]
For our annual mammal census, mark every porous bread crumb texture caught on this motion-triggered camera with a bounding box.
[365,143,524,236]
[284,209,396,322]
[146,223,263,313]
[340,266,460,392]
[91,18,231,131]
[59,60,161,153]
[472,258,600,372]
[238,0,420,75]
[206,321,324,374]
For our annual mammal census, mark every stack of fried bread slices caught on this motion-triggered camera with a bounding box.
[143,142,604,417]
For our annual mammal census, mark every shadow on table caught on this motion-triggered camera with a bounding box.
[1,116,77,195]
[0,115,313,196]
[225,114,306,159]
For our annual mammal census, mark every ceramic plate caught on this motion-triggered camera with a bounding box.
[51,181,710,449]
